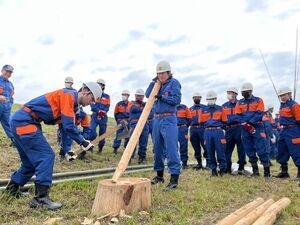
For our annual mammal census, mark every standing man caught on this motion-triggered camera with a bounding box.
[222,87,246,175]
[90,78,110,153]
[190,92,207,170]
[112,90,130,154]
[0,65,15,147]
[235,82,270,177]
[275,86,300,179]
[176,104,191,169]
[128,89,149,164]
[5,82,101,210]
[146,61,181,191]
[199,91,227,176]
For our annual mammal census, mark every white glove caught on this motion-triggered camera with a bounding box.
[81,139,94,151]
[271,135,276,144]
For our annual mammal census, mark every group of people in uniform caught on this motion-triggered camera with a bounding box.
[1,60,300,210]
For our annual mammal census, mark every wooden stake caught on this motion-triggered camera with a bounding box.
[216,197,265,225]
[252,197,291,225]
[91,123,122,145]
[234,199,275,225]
[112,82,161,183]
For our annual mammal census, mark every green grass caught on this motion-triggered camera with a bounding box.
[0,104,300,224]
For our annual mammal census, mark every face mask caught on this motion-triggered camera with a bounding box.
[122,95,128,101]
[207,99,216,105]
[242,91,251,99]
[194,99,200,104]
[227,94,234,101]
[65,83,72,89]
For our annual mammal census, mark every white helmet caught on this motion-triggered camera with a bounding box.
[267,104,274,110]
[97,78,106,85]
[277,86,292,96]
[156,61,171,73]
[135,89,145,96]
[64,76,74,83]
[192,92,202,97]
[122,89,130,95]
[241,82,253,91]
[227,87,238,94]
[206,90,217,99]
[82,82,102,101]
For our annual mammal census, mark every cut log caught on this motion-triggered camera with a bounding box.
[112,82,161,182]
[234,199,274,225]
[252,197,291,225]
[216,197,265,225]
[91,177,151,216]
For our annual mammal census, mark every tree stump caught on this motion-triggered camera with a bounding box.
[91,177,151,216]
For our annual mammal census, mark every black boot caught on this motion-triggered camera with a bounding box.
[151,171,164,185]
[113,148,118,155]
[193,157,203,170]
[238,164,245,175]
[9,138,16,147]
[219,170,226,177]
[77,151,90,163]
[138,157,145,165]
[226,163,232,174]
[274,165,290,178]
[164,174,179,192]
[182,161,188,170]
[211,169,218,177]
[98,146,103,154]
[251,163,260,176]
[5,180,27,198]
[263,166,271,178]
[58,148,65,162]
[30,183,62,210]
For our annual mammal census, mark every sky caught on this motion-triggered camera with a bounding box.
[0,0,300,115]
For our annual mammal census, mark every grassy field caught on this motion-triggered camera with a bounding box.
[0,104,299,225]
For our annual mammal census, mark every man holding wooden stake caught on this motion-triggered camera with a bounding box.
[145,61,182,191]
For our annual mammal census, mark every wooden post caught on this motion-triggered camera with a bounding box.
[252,198,291,225]
[234,199,275,225]
[91,123,122,145]
[216,197,265,225]
[112,82,161,183]
[91,177,151,215]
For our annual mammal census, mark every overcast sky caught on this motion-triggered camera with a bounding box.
[1,0,300,115]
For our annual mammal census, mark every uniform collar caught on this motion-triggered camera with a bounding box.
[0,75,8,81]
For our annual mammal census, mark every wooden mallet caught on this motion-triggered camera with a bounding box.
[91,82,161,216]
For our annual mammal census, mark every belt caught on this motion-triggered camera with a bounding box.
[130,119,139,122]
[190,125,201,128]
[22,106,41,122]
[226,123,240,128]
[205,127,222,130]
[177,124,187,127]
[154,112,174,118]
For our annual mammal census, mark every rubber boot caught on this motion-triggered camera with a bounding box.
[211,169,218,177]
[30,183,62,210]
[274,165,290,179]
[98,146,103,154]
[263,166,271,178]
[151,171,164,185]
[226,163,232,174]
[58,148,65,162]
[251,163,260,176]
[193,157,202,170]
[164,174,179,192]
[113,148,118,155]
[5,180,28,198]
[238,164,245,175]
[182,161,188,170]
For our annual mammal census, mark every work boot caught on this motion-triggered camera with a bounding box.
[263,166,271,178]
[98,146,103,154]
[30,183,62,210]
[238,164,245,175]
[225,163,232,174]
[164,174,179,192]
[193,157,203,170]
[182,161,188,170]
[113,148,118,155]
[151,171,164,185]
[77,151,90,163]
[138,157,145,165]
[274,165,290,179]
[5,180,28,198]
[9,138,16,147]
[58,148,65,162]
[66,151,77,161]
[251,163,260,177]
[211,169,218,177]
[219,170,226,177]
